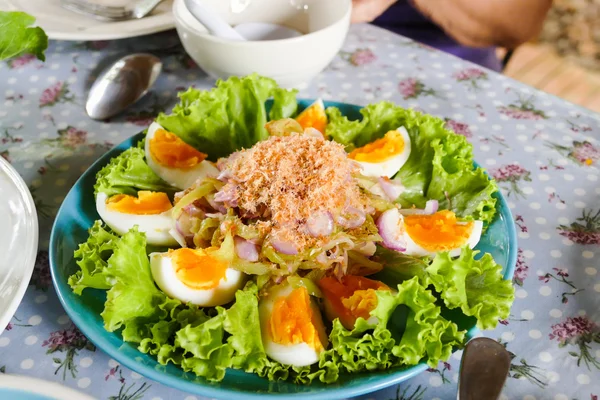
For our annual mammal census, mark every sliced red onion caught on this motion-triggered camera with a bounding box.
[206,196,227,213]
[214,186,238,207]
[398,199,439,216]
[271,239,298,255]
[378,177,404,201]
[336,206,366,229]
[183,203,205,218]
[316,252,329,265]
[306,211,334,237]
[214,188,233,202]
[176,213,193,235]
[376,208,406,251]
[217,169,232,182]
[234,236,259,262]
[304,127,323,138]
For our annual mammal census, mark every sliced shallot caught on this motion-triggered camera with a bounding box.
[378,177,404,201]
[376,208,406,251]
[306,211,334,237]
[336,206,366,229]
[398,199,439,216]
[271,238,299,255]
[234,236,259,262]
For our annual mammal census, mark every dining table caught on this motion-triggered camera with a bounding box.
[1,22,599,400]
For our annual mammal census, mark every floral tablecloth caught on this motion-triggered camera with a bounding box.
[1,24,599,400]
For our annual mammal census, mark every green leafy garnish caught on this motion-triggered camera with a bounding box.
[372,245,513,330]
[426,247,515,330]
[325,101,498,225]
[157,74,298,160]
[94,145,173,196]
[0,11,48,61]
[69,220,118,294]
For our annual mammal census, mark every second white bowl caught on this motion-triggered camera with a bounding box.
[172,0,352,88]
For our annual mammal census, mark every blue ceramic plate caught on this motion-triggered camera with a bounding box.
[50,100,517,400]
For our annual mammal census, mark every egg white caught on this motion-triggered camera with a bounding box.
[95,192,178,247]
[401,217,483,258]
[149,251,246,307]
[145,122,219,190]
[355,126,412,178]
[258,284,328,367]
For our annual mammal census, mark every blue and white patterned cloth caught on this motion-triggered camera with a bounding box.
[1,24,599,400]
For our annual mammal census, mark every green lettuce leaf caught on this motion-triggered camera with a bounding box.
[426,247,515,330]
[94,145,173,196]
[380,278,464,366]
[156,74,298,160]
[370,245,431,286]
[174,281,267,382]
[69,220,118,295]
[329,277,465,370]
[325,101,498,225]
[0,11,48,62]
[268,88,299,121]
[100,226,180,342]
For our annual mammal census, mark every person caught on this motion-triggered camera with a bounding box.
[351,0,553,72]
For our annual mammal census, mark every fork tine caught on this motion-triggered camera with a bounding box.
[61,0,128,12]
[60,1,132,20]
[60,0,131,17]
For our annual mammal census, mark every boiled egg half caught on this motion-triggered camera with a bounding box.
[348,127,412,178]
[259,284,328,367]
[295,98,328,135]
[96,191,178,246]
[150,247,246,307]
[377,208,483,257]
[318,275,391,330]
[145,122,219,190]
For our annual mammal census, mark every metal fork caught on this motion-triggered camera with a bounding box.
[60,0,164,21]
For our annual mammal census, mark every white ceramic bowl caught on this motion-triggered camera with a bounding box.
[172,0,352,88]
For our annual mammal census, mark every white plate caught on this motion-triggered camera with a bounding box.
[0,157,38,335]
[0,374,96,400]
[0,0,175,41]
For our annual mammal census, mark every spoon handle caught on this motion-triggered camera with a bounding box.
[133,0,165,19]
[183,0,246,41]
[457,337,512,400]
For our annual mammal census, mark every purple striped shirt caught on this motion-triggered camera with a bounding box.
[372,2,503,72]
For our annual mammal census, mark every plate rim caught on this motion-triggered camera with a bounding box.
[1,0,175,41]
[0,157,39,335]
[0,373,96,400]
[49,99,518,399]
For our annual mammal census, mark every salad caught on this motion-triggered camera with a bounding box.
[69,74,515,384]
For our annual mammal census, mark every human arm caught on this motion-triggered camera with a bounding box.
[351,0,553,49]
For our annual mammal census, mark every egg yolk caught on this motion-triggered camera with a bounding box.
[106,191,172,215]
[348,130,405,163]
[268,286,324,352]
[404,210,474,251]
[318,276,390,330]
[295,102,327,134]
[149,128,207,169]
[171,248,228,290]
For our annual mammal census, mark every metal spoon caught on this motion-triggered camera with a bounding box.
[457,337,512,400]
[85,53,162,121]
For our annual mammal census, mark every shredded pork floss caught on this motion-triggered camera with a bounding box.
[218,133,369,251]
